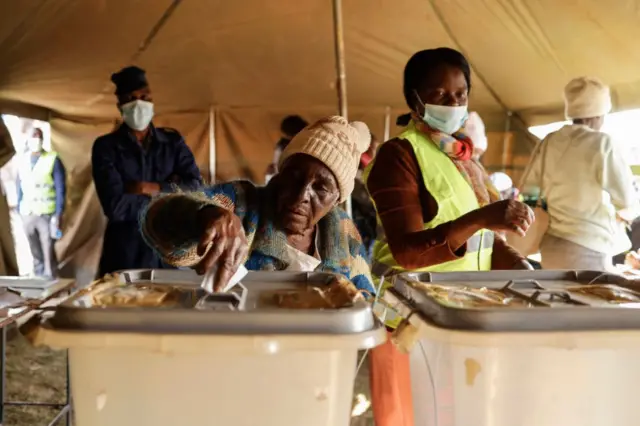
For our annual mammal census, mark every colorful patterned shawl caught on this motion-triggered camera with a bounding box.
[140,181,375,294]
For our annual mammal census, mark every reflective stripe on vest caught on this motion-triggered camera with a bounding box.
[363,122,494,328]
[370,231,495,278]
[19,153,57,216]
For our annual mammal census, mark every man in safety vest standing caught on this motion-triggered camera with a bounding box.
[17,128,66,278]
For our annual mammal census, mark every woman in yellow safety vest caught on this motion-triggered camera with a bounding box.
[363,48,534,426]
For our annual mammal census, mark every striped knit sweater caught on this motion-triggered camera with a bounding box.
[140,181,375,294]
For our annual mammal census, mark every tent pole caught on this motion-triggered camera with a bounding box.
[332,0,348,120]
[383,106,391,141]
[502,111,512,173]
[209,106,216,184]
[332,0,352,216]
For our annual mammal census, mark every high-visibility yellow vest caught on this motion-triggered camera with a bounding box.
[363,122,493,328]
[19,152,58,216]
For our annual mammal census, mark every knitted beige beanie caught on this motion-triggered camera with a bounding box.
[564,77,612,120]
[278,116,371,202]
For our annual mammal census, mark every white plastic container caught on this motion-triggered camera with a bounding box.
[35,328,382,426]
[33,270,385,426]
[385,270,640,426]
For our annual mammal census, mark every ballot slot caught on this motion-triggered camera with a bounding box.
[50,270,375,335]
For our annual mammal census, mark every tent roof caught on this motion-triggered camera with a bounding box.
[2,0,639,125]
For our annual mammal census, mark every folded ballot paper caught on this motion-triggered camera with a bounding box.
[201,264,249,294]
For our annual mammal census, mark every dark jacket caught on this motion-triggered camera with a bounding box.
[92,124,202,275]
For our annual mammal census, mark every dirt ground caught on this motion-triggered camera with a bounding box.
[2,331,374,426]
[4,330,70,426]
[352,351,375,426]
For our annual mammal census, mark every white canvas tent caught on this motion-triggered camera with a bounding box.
[0,120,18,276]
[1,0,638,281]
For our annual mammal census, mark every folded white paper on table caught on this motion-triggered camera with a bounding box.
[201,264,248,294]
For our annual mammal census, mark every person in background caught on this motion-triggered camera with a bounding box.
[140,116,374,294]
[92,66,202,276]
[467,112,520,200]
[490,172,518,200]
[359,133,380,169]
[17,128,65,278]
[265,115,308,182]
[522,77,638,270]
[364,48,534,426]
[467,111,488,162]
[352,134,380,257]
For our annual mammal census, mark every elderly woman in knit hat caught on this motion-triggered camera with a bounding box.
[521,76,638,270]
[140,116,375,293]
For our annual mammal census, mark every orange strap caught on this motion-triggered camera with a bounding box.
[369,333,415,426]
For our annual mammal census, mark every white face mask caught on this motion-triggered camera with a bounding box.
[421,104,469,134]
[27,137,43,153]
[415,91,468,134]
[121,100,154,131]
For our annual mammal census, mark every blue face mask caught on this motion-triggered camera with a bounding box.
[415,91,468,134]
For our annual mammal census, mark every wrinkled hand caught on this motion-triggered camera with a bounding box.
[52,215,63,231]
[50,216,62,240]
[195,207,249,292]
[616,213,633,228]
[126,181,161,195]
[477,199,534,237]
[625,251,640,270]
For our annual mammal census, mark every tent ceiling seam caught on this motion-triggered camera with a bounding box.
[129,0,183,63]
[426,0,538,145]
[83,0,183,109]
[425,0,509,112]
[0,0,52,55]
